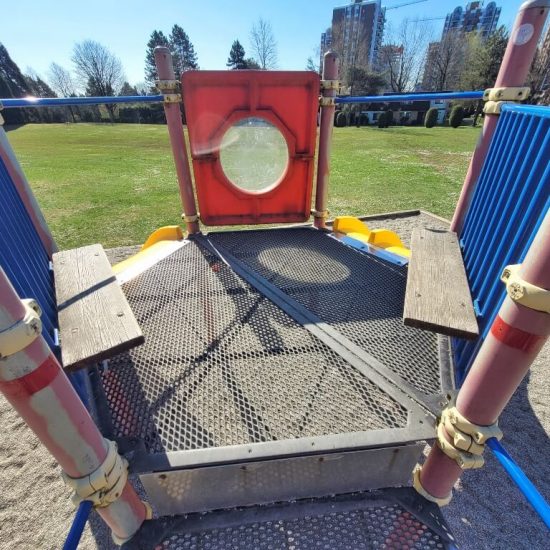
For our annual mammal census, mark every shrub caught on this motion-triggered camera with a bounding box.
[449,105,465,128]
[377,111,390,128]
[425,108,438,128]
[336,111,347,127]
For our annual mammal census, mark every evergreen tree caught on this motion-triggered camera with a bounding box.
[144,30,169,85]
[119,81,139,96]
[169,25,199,75]
[227,40,247,70]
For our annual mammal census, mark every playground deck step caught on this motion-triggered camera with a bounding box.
[404,227,478,339]
[53,244,144,370]
[122,488,457,550]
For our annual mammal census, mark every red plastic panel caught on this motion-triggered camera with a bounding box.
[182,71,320,225]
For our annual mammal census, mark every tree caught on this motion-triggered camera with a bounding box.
[461,27,508,90]
[430,32,466,91]
[48,63,78,122]
[347,67,386,96]
[250,18,278,69]
[380,19,432,93]
[245,58,261,69]
[144,30,169,86]
[227,40,247,69]
[306,56,320,73]
[119,81,139,96]
[169,25,199,76]
[425,107,438,128]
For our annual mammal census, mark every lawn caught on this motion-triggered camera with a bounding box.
[6,123,481,249]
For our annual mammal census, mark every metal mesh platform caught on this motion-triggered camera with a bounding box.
[208,228,452,400]
[93,239,430,461]
[123,489,457,550]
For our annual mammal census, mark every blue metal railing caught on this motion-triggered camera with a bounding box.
[1,95,163,108]
[488,438,550,529]
[0,90,484,110]
[0,155,57,350]
[335,90,484,104]
[454,104,550,383]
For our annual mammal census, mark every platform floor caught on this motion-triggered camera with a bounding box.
[92,227,452,462]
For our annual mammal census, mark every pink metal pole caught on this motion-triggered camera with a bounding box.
[419,209,550,501]
[0,127,57,257]
[450,0,550,234]
[0,270,148,543]
[154,47,200,234]
[314,51,338,229]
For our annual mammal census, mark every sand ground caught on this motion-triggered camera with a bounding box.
[0,213,548,549]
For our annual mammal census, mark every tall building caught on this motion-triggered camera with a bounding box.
[443,2,501,39]
[320,0,385,73]
[421,42,441,91]
[320,28,333,69]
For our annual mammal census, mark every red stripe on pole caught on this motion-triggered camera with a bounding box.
[0,356,59,398]
[491,315,544,353]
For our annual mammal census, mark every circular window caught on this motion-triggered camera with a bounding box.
[220,117,288,193]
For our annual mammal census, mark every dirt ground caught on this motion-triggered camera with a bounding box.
[0,213,548,549]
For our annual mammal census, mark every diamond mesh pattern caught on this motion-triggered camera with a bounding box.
[209,228,442,396]
[100,241,408,453]
[157,502,448,549]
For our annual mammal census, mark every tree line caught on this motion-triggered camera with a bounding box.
[0,17,278,125]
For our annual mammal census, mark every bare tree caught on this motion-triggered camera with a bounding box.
[48,63,78,122]
[250,18,278,69]
[72,40,125,120]
[430,32,466,91]
[380,19,432,92]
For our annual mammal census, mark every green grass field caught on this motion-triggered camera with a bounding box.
[6,123,481,249]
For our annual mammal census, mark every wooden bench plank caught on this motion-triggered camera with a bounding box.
[53,244,144,370]
[404,227,479,339]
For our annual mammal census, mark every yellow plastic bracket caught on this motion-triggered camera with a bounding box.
[319,97,335,107]
[412,464,452,506]
[436,422,485,469]
[141,225,184,251]
[320,79,340,90]
[155,79,179,90]
[0,299,42,359]
[501,264,550,314]
[311,209,329,219]
[62,439,129,508]
[163,93,181,104]
[483,87,530,102]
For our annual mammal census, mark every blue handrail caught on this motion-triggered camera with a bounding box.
[62,500,94,550]
[335,90,485,104]
[487,438,550,529]
[0,95,163,108]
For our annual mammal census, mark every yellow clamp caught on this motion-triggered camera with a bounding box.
[163,93,181,104]
[320,79,340,90]
[311,209,329,219]
[62,439,129,508]
[182,213,199,223]
[155,79,179,90]
[483,87,530,102]
[444,406,502,445]
[437,422,485,469]
[483,87,530,115]
[412,464,452,506]
[0,299,42,359]
[319,97,335,107]
[501,264,550,314]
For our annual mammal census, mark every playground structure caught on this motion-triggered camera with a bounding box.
[0,1,549,548]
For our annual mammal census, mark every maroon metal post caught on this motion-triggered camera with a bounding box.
[314,51,339,229]
[451,0,549,233]
[418,209,550,502]
[154,47,200,234]
[0,269,149,544]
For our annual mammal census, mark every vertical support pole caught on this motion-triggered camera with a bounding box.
[450,0,549,234]
[314,51,339,229]
[0,269,149,545]
[154,47,200,234]
[0,126,57,257]
[417,209,550,503]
